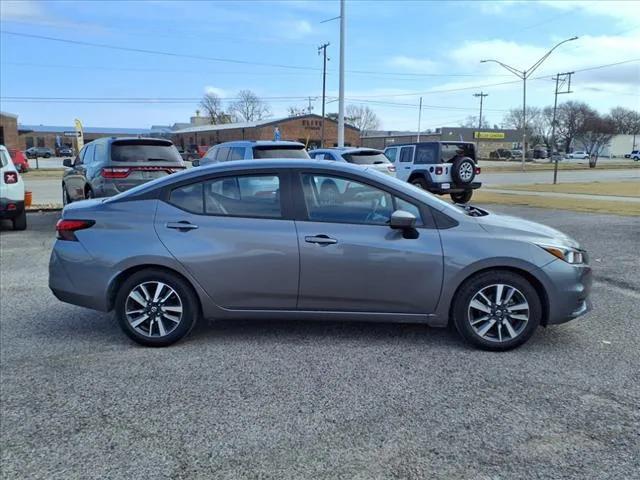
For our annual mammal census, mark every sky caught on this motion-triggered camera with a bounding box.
[1,0,638,131]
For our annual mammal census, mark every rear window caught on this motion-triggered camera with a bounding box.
[342,151,390,165]
[0,149,9,167]
[111,141,182,163]
[252,146,309,159]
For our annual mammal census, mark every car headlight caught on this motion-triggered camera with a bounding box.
[537,244,586,264]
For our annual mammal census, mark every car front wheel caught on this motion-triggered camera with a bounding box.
[452,271,541,351]
[450,190,473,204]
[115,269,199,347]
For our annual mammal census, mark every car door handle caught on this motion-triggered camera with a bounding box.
[404,166,411,169]
[166,221,198,231]
[305,235,337,245]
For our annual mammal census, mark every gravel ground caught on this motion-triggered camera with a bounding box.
[1,207,639,480]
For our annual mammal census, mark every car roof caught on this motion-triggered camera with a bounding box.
[387,141,475,148]
[309,147,382,154]
[214,140,305,148]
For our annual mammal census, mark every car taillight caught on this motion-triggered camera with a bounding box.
[475,166,481,174]
[435,166,443,175]
[56,219,95,241]
[387,165,396,172]
[4,172,18,184]
[101,167,131,179]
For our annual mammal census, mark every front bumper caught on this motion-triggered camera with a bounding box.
[0,198,24,220]
[541,259,593,325]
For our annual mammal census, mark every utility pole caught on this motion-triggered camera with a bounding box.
[306,96,315,114]
[473,92,488,130]
[416,97,423,142]
[551,71,573,184]
[481,36,578,171]
[337,0,345,147]
[318,42,330,147]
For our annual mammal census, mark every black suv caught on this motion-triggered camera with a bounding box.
[384,141,481,203]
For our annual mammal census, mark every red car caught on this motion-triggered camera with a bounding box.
[8,149,29,173]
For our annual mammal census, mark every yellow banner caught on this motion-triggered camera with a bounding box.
[474,131,505,139]
[74,118,84,151]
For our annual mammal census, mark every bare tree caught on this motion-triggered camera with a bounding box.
[459,115,488,129]
[345,104,381,132]
[229,90,271,122]
[501,106,544,147]
[199,93,229,124]
[576,112,616,168]
[287,106,307,117]
[608,107,640,134]
[555,101,595,153]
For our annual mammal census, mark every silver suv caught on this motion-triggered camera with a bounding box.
[197,140,309,166]
[384,141,481,203]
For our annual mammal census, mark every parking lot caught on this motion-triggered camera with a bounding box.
[1,205,638,479]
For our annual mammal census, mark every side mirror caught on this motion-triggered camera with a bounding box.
[191,159,200,167]
[63,158,73,167]
[389,210,416,230]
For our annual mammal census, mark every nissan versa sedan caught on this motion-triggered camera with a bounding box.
[49,160,592,350]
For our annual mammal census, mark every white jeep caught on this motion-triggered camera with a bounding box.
[384,141,481,203]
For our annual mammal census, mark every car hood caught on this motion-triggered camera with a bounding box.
[474,210,579,248]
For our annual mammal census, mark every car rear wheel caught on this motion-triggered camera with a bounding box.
[452,271,541,351]
[115,269,198,347]
[12,210,27,231]
[450,190,473,204]
[452,157,476,184]
[410,177,429,190]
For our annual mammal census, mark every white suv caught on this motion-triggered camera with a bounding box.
[0,145,27,230]
[383,141,481,203]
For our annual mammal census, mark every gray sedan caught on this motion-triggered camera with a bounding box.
[49,160,592,350]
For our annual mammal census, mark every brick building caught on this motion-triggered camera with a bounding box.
[0,111,19,150]
[171,114,361,151]
[17,125,172,152]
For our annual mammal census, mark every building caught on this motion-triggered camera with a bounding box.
[17,124,172,152]
[171,114,360,151]
[598,134,638,158]
[361,127,521,159]
[0,111,19,150]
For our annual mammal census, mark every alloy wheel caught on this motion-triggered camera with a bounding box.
[459,162,474,182]
[467,283,529,343]
[125,281,183,338]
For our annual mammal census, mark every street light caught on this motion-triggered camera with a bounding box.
[481,36,578,171]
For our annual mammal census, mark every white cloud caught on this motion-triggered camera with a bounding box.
[539,0,640,26]
[204,86,228,98]
[387,56,439,73]
[0,0,43,21]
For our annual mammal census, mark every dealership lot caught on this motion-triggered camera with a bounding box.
[1,207,639,479]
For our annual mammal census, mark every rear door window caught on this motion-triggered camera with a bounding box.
[228,147,245,161]
[342,151,390,165]
[415,144,438,164]
[205,175,281,218]
[169,183,204,214]
[111,141,182,162]
[252,146,309,159]
[399,146,414,163]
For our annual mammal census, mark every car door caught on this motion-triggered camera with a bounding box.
[155,170,300,310]
[64,145,90,201]
[294,171,443,313]
[395,145,415,181]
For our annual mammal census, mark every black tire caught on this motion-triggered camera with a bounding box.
[62,184,70,205]
[451,157,476,184]
[85,187,94,200]
[12,209,27,231]
[452,270,541,351]
[450,190,473,204]
[410,177,429,190]
[115,269,199,347]
[44,153,51,158]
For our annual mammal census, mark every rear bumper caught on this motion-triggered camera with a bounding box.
[430,181,482,194]
[0,198,24,219]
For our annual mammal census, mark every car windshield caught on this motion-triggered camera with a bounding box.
[111,141,182,162]
[252,146,309,159]
[342,151,390,165]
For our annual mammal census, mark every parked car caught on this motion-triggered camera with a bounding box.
[383,141,481,203]
[309,147,396,177]
[509,149,523,160]
[25,147,54,159]
[0,145,27,230]
[58,147,74,157]
[533,146,548,160]
[624,150,640,161]
[61,137,185,204]
[488,148,512,160]
[197,141,309,166]
[8,148,29,173]
[49,159,592,351]
[565,150,590,160]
